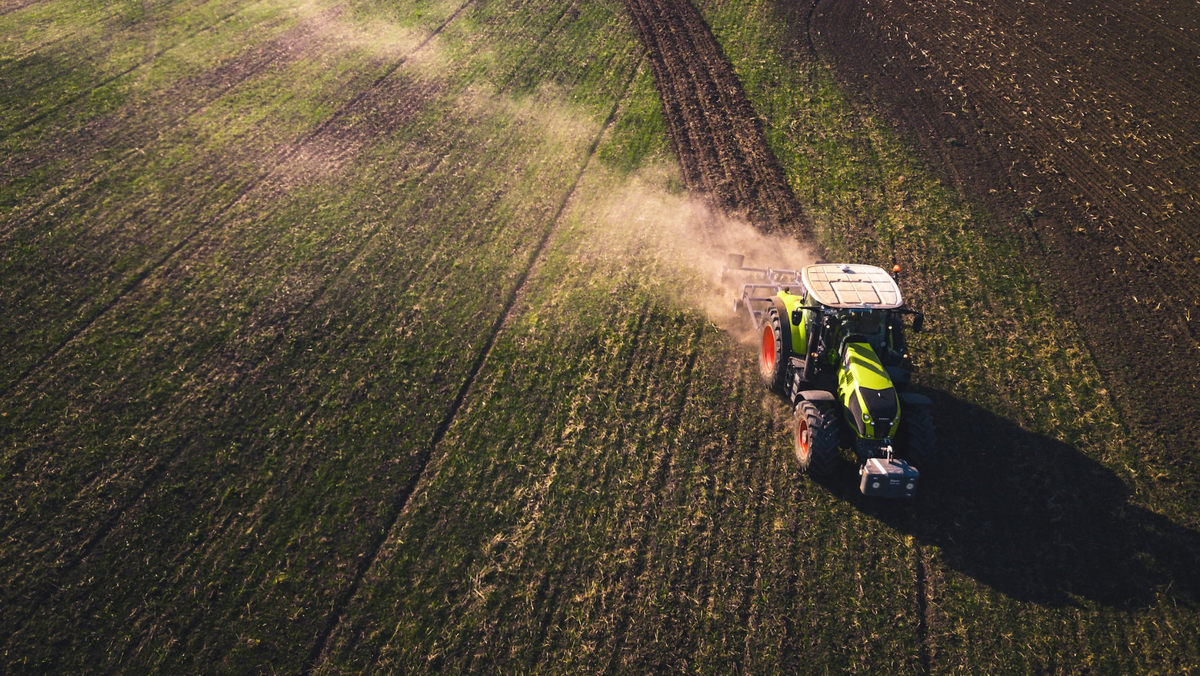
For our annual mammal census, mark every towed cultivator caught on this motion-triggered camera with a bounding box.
[722,256,935,497]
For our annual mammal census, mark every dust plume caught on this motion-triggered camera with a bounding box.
[592,168,817,343]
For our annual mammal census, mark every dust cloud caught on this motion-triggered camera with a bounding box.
[274,0,443,66]
[591,170,817,344]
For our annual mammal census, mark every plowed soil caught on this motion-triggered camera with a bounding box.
[621,0,808,234]
[807,0,1200,491]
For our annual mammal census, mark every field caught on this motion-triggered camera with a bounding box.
[1,0,1198,672]
[808,0,1200,506]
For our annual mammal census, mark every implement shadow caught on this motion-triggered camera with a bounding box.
[812,387,1200,608]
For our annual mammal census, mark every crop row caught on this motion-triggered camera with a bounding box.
[697,0,1200,670]
[4,0,1198,671]
[313,147,929,672]
[1,0,643,669]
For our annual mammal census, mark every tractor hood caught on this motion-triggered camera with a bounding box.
[837,342,900,439]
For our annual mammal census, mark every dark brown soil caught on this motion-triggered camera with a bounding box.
[0,0,47,16]
[627,0,1200,619]
[621,0,809,235]
[805,0,1200,503]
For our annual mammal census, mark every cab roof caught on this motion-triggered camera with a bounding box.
[801,264,903,309]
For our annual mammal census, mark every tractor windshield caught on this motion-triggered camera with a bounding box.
[838,310,887,354]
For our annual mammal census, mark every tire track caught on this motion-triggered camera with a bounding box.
[620,0,808,235]
[0,0,474,404]
[301,60,642,676]
[913,543,931,675]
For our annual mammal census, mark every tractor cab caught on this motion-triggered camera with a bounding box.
[834,308,885,356]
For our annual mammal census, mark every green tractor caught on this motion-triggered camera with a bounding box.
[722,256,935,498]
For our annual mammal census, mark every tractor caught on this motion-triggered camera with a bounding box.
[722,256,935,498]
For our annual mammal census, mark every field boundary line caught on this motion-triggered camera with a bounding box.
[300,59,643,676]
[804,0,820,54]
[0,0,474,404]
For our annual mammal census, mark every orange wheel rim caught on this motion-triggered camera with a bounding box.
[761,325,776,373]
[797,417,810,460]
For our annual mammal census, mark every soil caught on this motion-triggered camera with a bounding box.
[626,0,1200,615]
[5,0,1200,668]
[0,8,444,397]
[0,0,45,16]
[620,0,810,235]
[799,0,1200,498]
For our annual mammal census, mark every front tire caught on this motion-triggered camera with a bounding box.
[759,305,788,394]
[794,401,839,475]
[898,405,937,468]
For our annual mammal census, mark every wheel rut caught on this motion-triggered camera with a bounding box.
[620,0,809,236]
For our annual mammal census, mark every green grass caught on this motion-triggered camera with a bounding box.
[2,0,646,670]
[315,126,928,671]
[1,0,1197,672]
[692,0,1200,670]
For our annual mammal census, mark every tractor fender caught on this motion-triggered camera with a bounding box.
[797,390,836,403]
[899,392,932,406]
[776,292,807,354]
[768,296,793,358]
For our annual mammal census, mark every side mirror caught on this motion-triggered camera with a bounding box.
[911,313,925,333]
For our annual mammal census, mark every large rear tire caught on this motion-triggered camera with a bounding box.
[759,305,788,394]
[794,401,839,475]
[898,405,937,468]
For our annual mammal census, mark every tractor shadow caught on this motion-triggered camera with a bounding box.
[811,387,1200,608]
